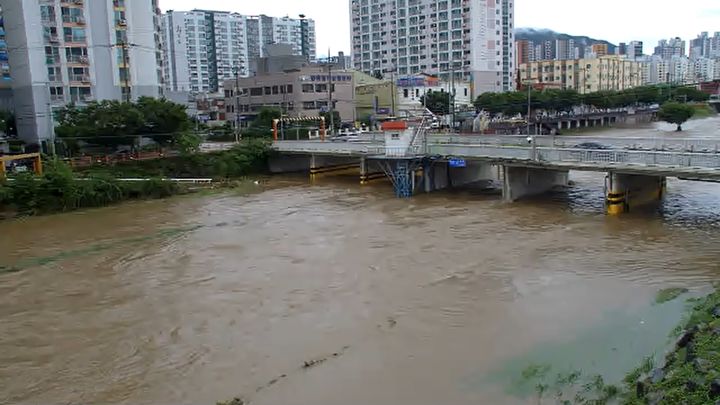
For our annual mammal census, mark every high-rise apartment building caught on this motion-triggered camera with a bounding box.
[349,0,515,94]
[1,0,163,146]
[163,10,248,94]
[628,41,643,60]
[0,6,10,87]
[515,40,531,66]
[689,32,720,60]
[654,37,686,59]
[555,39,576,60]
[617,42,627,56]
[162,10,316,93]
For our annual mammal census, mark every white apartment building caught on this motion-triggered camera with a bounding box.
[1,0,162,146]
[641,55,700,85]
[627,41,644,60]
[350,0,515,95]
[163,10,249,93]
[162,10,316,94]
[691,57,717,82]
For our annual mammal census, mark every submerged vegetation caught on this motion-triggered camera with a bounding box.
[520,289,720,404]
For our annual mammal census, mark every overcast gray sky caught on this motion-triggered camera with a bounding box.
[162,0,720,55]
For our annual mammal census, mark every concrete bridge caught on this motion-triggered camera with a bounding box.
[485,108,658,135]
[271,133,720,214]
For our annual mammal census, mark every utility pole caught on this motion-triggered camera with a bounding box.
[385,65,396,118]
[327,50,335,136]
[281,84,287,140]
[234,66,241,143]
[526,80,532,135]
[450,62,456,131]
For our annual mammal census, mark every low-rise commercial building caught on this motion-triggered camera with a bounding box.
[518,56,645,93]
[224,65,356,126]
[396,74,473,111]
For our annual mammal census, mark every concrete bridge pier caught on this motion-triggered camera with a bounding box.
[449,161,498,189]
[502,166,569,201]
[606,173,666,215]
[360,157,386,184]
[423,161,449,192]
[422,161,497,193]
[309,155,361,180]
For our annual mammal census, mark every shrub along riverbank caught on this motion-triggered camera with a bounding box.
[0,139,271,217]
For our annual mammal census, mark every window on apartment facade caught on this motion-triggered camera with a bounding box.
[302,84,314,93]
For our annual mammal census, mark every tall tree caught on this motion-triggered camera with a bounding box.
[54,98,192,149]
[657,102,696,131]
[420,91,453,115]
[320,110,341,130]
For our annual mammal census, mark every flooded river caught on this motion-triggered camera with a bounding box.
[2,118,720,405]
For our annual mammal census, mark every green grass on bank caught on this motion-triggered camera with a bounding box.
[691,103,718,119]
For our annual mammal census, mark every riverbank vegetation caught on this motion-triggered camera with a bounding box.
[474,85,710,116]
[0,139,272,218]
[658,102,698,131]
[520,289,720,404]
[0,160,181,216]
[77,138,271,179]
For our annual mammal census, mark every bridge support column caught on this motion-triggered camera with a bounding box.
[360,157,368,184]
[309,155,361,180]
[448,161,497,189]
[423,161,449,192]
[606,173,666,215]
[502,166,569,201]
[310,154,318,181]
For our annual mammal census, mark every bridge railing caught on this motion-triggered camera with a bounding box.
[273,141,379,155]
[543,148,720,168]
[427,135,720,153]
[430,144,720,169]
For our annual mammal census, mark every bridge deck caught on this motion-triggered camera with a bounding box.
[273,139,720,180]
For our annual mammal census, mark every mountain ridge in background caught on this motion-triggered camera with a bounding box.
[515,28,617,53]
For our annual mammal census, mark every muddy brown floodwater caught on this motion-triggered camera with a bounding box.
[2,119,720,405]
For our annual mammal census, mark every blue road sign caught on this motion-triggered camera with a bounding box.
[449,158,466,168]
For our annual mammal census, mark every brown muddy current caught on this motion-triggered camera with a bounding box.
[2,118,720,404]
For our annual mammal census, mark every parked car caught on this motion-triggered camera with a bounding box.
[330,134,361,143]
[573,142,611,150]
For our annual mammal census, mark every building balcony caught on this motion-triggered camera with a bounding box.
[50,94,66,104]
[66,55,89,64]
[62,16,86,25]
[70,94,93,104]
[69,74,91,83]
[61,0,84,6]
[64,37,87,45]
[45,55,61,65]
